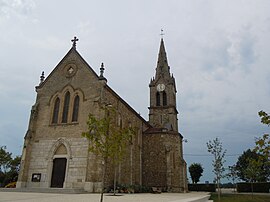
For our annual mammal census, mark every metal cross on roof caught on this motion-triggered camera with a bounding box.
[160,29,165,38]
[71,36,79,49]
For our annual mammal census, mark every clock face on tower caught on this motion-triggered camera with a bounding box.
[157,83,165,92]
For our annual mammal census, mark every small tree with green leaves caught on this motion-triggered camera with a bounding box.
[256,111,270,162]
[245,158,264,198]
[258,110,270,125]
[207,138,226,202]
[235,149,269,182]
[226,165,238,193]
[0,146,12,173]
[188,163,204,184]
[254,111,270,181]
[82,107,133,202]
[0,146,20,187]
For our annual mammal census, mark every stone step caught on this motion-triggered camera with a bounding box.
[0,188,86,194]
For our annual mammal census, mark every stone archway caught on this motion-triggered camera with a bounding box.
[47,139,72,188]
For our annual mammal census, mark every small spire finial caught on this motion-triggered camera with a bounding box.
[160,29,165,39]
[71,36,79,49]
[99,62,107,82]
[40,71,45,84]
[100,63,104,77]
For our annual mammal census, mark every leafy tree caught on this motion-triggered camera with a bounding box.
[8,156,21,182]
[0,146,12,173]
[1,156,21,186]
[82,106,133,202]
[258,110,270,126]
[256,111,270,162]
[226,165,238,192]
[254,134,270,162]
[188,163,203,184]
[235,149,269,182]
[207,137,226,202]
[9,156,21,173]
[245,158,264,198]
[0,147,21,187]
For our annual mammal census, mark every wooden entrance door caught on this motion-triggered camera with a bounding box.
[51,158,67,188]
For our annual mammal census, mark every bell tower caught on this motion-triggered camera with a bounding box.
[149,38,178,132]
[143,38,187,192]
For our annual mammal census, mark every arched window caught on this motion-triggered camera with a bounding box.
[62,91,70,123]
[52,97,60,124]
[156,92,160,106]
[163,91,167,106]
[118,114,122,129]
[72,95,80,122]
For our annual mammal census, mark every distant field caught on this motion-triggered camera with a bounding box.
[210,193,270,202]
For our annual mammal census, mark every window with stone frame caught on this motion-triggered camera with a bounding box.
[52,97,60,124]
[72,95,80,122]
[62,91,70,123]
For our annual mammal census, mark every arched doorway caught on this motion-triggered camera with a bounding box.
[50,144,67,188]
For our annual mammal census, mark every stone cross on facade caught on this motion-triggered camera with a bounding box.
[71,36,79,49]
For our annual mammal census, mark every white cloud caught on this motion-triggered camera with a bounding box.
[0,0,35,20]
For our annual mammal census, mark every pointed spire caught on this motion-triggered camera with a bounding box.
[155,38,170,78]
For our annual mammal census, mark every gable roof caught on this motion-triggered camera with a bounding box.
[36,47,99,89]
[36,46,150,126]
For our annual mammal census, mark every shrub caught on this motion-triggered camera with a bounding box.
[237,182,270,193]
[106,184,151,193]
[188,183,216,192]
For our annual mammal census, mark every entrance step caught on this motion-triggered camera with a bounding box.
[0,188,86,194]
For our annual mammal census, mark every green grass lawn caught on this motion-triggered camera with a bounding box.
[209,193,270,202]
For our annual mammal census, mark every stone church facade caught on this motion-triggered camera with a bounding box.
[16,37,188,192]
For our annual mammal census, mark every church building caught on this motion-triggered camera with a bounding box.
[16,37,188,192]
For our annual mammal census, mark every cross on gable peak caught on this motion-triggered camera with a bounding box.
[71,36,79,49]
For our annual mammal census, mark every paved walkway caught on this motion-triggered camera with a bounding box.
[0,191,210,202]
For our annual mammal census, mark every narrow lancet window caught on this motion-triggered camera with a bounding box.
[52,97,60,124]
[62,91,70,123]
[163,91,167,106]
[156,92,160,106]
[72,95,80,122]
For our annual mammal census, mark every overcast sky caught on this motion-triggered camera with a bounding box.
[1,0,270,183]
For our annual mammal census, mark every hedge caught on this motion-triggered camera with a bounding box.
[237,182,270,193]
[188,183,216,192]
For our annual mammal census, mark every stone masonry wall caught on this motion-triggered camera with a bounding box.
[17,48,149,191]
[142,132,186,192]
